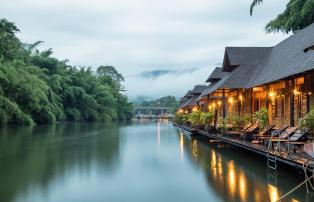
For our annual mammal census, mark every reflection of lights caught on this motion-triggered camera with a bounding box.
[254,188,262,202]
[239,170,247,202]
[217,155,223,176]
[267,184,279,202]
[192,139,198,161]
[157,122,160,146]
[211,150,217,178]
[211,150,217,167]
[180,133,184,159]
[228,161,236,198]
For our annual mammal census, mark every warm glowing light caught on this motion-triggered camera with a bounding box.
[185,110,188,114]
[208,106,212,110]
[239,171,247,202]
[192,107,198,112]
[228,97,233,104]
[267,184,279,202]
[228,161,236,198]
[178,109,183,113]
[293,89,299,95]
[239,95,243,100]
[269,92,275,97]
[309,92,312,95]
[211,150,217,167]
[180,133,184,159]
[218,101,221,106]
[212,103,216,108]
[254,189,262,202]
[211,150,217,178]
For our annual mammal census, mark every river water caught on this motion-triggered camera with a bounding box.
[0,121,311,202]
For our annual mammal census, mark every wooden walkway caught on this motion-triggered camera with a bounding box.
[174,123,314,172]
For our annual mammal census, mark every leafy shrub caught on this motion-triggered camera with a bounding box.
[200,111,214,125]
[0,96,34,125]
[300,110,314,131]
[254,107,269,130]
[187,111,202,127]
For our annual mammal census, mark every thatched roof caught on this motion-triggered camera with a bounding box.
[207,22,314,93]
[205,67,228,82]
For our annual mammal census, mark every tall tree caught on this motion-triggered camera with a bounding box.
[250,0,314,33]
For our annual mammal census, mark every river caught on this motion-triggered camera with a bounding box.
[0,121,311,202]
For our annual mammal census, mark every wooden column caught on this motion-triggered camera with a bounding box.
[222,88,226,118]
[237,89,241,116]
[290,79,295,127]
[266,85,269,110]
[214,108,218,128]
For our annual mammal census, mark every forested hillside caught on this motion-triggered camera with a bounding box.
[0,18,133,125]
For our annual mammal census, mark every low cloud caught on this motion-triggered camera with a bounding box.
[0,0,289,99]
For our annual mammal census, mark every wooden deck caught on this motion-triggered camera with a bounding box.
[174,123,314,172]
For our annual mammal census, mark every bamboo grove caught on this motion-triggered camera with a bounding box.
[0,18,133,125]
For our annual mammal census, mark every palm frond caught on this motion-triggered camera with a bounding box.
[250,0,264,16]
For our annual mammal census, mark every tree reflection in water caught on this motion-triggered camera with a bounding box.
[0,123,121,202]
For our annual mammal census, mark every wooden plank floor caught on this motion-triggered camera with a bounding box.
[174,123,314,172]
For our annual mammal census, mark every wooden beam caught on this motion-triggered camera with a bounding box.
[222,88,226,118]
[290,79,295,127]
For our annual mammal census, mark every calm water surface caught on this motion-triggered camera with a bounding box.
[0,121,312,202]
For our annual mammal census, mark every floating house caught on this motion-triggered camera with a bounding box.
[191,23,314,128]
[178,85,207,113]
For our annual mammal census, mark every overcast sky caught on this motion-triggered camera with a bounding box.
[0,0,289,100]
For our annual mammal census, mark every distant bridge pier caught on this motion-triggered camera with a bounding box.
[133,107,173,119]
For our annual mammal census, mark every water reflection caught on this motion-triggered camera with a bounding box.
[0,123,121,202]
[268,184,280,202]
[180,133,184,159]
[178,132,312,202]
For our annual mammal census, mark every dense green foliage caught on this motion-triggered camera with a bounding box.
[137,96,178,114]
[0,18,133,125]
[250,0,314,33]
[254,107,269,130]
[175,111,213,127]
[301,109,314,130]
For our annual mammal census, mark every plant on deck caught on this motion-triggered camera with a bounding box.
[174,112,188,125]
[300,109,314,131]
[187,111,202,127]
[200,111,214,126]
[254,107,269,130]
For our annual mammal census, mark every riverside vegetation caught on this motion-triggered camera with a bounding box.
[0,18,133,125]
